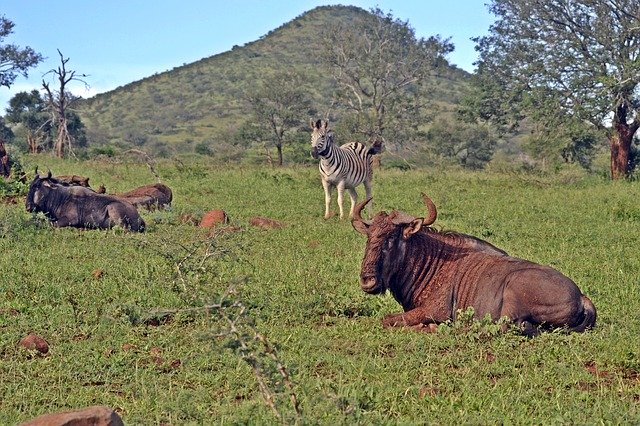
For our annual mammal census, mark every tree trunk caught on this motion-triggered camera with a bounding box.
[27,133,38,153]
[610,120,638,180]
[276,144,283,166]
[54,115,71,158]
[263,144,273,167]
[610,100,640,179]
[610,135,630,180]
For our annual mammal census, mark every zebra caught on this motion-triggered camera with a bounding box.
[310,119,383,220]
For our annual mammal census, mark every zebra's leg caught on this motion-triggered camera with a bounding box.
[347,187,358,219]
[336,181,347,220]
[322,180,333,219]
[363,179,373,218]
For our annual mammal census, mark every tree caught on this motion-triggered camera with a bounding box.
[318,7,453,146]
[470,0,640,179]
[5,90,50,153]
[244,70,312,166]
[0,116,12,142]
[42,50,87,157]
[427,118,497,169]
[0,15,43,88]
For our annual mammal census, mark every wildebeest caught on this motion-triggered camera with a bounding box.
[54,174,92,188]
[110,183,172,210]
[351,194,596,335]
[26,173,145,232]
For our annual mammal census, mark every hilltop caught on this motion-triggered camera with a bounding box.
[79,5,470,159]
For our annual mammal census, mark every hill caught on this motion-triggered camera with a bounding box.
[79,5,470,159]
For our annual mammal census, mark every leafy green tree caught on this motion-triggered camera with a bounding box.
[469,0,640,179]
[65,110,87,148]
[518,113,604,171]
[244,70,313,166]
[0,116,12,142]
[235,118,278,166]
[0,15,43,88]
[318,7,453,146]
[5,90,51,153]
[428,118,497,169]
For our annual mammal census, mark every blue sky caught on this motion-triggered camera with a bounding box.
[0,1,494,112]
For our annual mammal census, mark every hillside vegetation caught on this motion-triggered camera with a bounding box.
[1,157,639,424]
[79,6,469,158]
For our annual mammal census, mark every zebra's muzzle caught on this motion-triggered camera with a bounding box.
[311,148,319,159]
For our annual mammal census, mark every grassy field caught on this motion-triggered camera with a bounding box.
[1,155,639,425]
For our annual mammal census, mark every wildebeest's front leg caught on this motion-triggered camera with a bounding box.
[382,305,449,330]
[52,218,72,228]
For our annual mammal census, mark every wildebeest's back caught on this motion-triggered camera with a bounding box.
[116,183,172,210]
[444,254,530,319]
[405,246,509,320]
[30,180,145,231]
[59,189,144,231]
[436,250,588,329]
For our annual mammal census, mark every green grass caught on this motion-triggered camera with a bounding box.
[1,156,639,424]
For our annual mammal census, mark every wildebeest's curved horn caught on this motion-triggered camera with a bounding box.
[46,170,52,179]
[353,197,372,229]
[421,193,437,226]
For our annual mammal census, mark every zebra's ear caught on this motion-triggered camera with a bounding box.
[310,118,317,129]
[321,119,329,130]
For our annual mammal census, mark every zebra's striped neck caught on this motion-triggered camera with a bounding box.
[317,140,336,159]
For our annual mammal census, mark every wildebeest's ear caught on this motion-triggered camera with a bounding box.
[402,219,423,239]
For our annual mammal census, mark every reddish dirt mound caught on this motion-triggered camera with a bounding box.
[18,334,49,355]
[249,216,284,229]
[199,209,228,228]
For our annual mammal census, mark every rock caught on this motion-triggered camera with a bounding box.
[19,405,124,426]
[199,209,228,228]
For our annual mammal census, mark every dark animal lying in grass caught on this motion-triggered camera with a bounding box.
[26,172,145,232]
[54,174,92,188]
[41,172,105,192]
[351,193,596,336]
[109,183,172,210]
